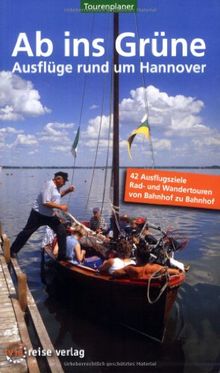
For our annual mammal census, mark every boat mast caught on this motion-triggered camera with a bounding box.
[112,12,120,239]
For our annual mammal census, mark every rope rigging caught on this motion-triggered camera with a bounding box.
[147,268,170,304]
[134,13,155,169]
[84,15,113,221]
[129,14,164,232]
[66,14,160,235]
[101,69,113,215]
[68,14,96,204]
[84,65,109,212]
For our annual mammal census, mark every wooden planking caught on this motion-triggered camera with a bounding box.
[0,362,27,373]
[0,252,28,372]
[3,236,11,264]
[11,257,64,373]
[0,240,40,373]
[0,256,19,340]
[10,297,40,373]
[0,226,64,373]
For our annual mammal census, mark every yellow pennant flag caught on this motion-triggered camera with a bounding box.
[127,117,150,159]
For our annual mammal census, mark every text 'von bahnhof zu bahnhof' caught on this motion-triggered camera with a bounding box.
[11,31,207,76]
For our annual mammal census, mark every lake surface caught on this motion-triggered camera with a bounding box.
[0,168,220,373]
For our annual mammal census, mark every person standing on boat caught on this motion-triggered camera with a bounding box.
[89,207,106,233]
[10,171,75,261]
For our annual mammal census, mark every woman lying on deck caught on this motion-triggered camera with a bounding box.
[111,244,181,279]
[99,239,135,275]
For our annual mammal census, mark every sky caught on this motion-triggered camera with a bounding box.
[0,0,220,167]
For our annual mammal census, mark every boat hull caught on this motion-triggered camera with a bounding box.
[44,246,184,342]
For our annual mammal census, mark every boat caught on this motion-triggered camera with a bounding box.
[44,243,185,342]
[43,13,186,342]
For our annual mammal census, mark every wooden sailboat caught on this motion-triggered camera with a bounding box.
[44,244,185,342]
[44,13,185,342]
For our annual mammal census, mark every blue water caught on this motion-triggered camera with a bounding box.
[0,168,220,373]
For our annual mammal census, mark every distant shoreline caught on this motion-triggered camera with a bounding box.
[1,166,220,170]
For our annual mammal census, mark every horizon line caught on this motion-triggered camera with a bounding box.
[1,165,220,169]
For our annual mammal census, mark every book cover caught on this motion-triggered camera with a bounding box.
[0,0,220,372]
